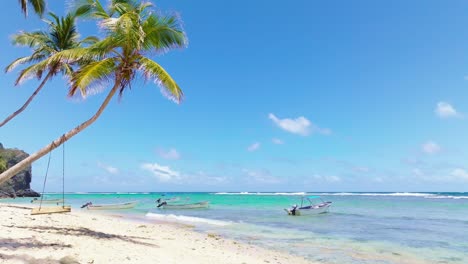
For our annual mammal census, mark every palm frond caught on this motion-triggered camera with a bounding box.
[69,58,117,97]
[61,63,74,78]
[11,31,49,48]
[138,56,183,103]
[5,54,46,73]
[73,0,110,19]
[46,47,97,66]
[28,0,45,17]
[100,12,145,50]
[80,36,100,45]
[15,59,50,85]
[19,0,27,16]
[142,14,187,52]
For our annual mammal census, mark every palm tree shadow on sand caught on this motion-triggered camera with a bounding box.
[2,225,158,247]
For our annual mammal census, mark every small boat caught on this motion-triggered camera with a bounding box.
[284,196,332,216]
[83,201,138,210]
[157,201,209,209]
[31,198,64,204]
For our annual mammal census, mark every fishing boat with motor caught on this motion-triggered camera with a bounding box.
[284,196,332,216]
[81,201,138,210]
[156,200,209,209]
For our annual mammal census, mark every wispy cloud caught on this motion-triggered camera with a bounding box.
[156,148,181,160]
[451,168,468,181]
[247,142,261,152]
[422,141,441,155]
[312,174,341,183]
[272,138,284,145]
[97,162,119,175]
[141,163,180,182]
[435,102,462,118]
[185,171,229,186]
[268,113,331,136]
[243,169,281,184]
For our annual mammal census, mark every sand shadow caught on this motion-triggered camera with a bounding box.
[0,252,65,264]
[0,237,72,250]
[9,225,158,247]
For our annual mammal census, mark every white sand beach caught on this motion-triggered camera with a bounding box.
[0,203,315,264]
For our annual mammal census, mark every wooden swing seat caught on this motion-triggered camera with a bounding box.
[31,206,71,215]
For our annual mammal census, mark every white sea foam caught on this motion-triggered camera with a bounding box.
[146,213,232,226]
[214,192,306,196]
[317,192,435,197]
[424,195,468,199]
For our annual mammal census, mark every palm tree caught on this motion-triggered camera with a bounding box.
[18,0,46,17]
[0,0,187,185]
[1,11,97,128]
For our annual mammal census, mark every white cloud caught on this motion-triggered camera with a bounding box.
[373,177,384,183]
[268,113,331,136]
[247,142,260,152]
[435,102,461,118]
[243,169,281,184]
[141,163,180,182]
[272,138,284,145]
[157,148,181,160]
[451,168,468,181]
[313,174,341,183]
[422,141,441,155]
[97,162,119,174]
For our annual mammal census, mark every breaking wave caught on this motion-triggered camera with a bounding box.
[317,192,433,197]
[214,192,306,196]
[146,213,232,226]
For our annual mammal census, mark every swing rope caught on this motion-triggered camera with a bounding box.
[39,150,52,210]
[62,140,65,208]
[38,138,66,210]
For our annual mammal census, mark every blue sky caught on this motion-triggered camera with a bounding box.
[1,0,468,192]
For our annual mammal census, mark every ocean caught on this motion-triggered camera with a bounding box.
[5,192,468,264]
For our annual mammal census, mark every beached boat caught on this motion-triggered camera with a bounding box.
[157,201,209,209]
[84,201,138,210]
[284,196,332,216]
[31,198,64,204]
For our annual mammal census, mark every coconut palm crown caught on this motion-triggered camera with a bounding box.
[6,11,96,84]
[1,11,97,128]
[57,0,187,102]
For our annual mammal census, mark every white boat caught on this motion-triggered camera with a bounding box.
[31,198,64,204]
[157,201,209,209]
[284,196,332,216]
[84,201,138,210]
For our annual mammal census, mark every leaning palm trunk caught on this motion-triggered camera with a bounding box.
[0,71,53,128]
[0,78,121,185]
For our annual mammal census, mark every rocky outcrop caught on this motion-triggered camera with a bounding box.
[0,143,40,198]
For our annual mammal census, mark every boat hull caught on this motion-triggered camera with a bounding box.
[285,203,331,216]
[87,202,137,210]
[160,201,209,209]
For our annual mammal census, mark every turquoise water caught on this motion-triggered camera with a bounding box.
[5,192,468,263]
